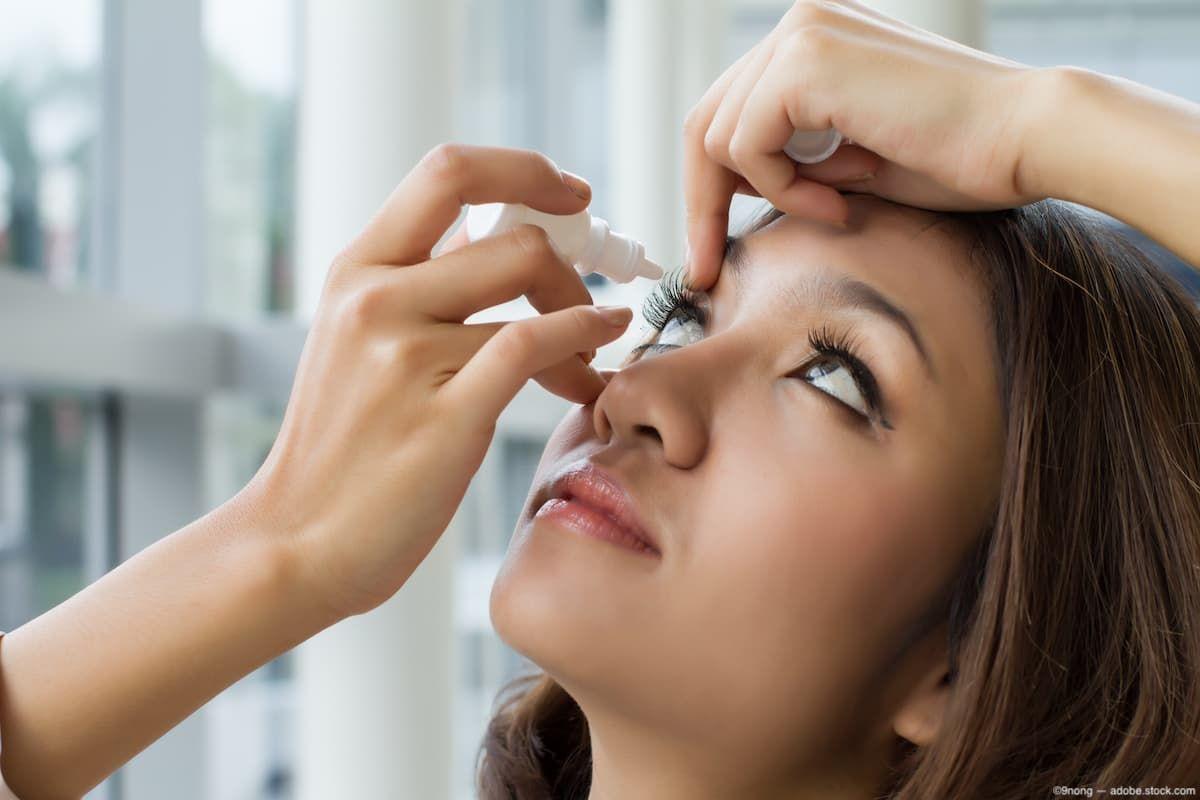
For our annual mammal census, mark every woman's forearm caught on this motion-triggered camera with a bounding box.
[1021,65,1200,269]
[0,488,334,799]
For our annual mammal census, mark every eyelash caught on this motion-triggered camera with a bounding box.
[640,267,700,331]
[631,270,891,428]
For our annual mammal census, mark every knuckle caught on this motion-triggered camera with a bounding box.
[1046,65,1099,107]
[570,306,597,337]
[329,248,359,274]
[320,254,359,300]
[383,332,432,369]
[421,142,471,183]
[772,32,835,98]
[511,223,558,263]
[727,132,753,166]
[787,0,837,29]
[493,321,538,364]
[781,23,834,63]
[805,25,839,59]
[682,106,707,140]
[776,30,807,63]
[337,281,391,331]
[527,149,561,180]
[702,126,726,160]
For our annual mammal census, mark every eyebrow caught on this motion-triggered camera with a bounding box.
[724,237,937,380]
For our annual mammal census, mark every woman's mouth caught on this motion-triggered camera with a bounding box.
[534,496,659,556]
[532,463,661,558]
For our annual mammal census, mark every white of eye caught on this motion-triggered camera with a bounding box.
[647,314,704,352]
[803,360,869,416]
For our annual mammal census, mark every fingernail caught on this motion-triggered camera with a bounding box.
[561,170,591,200]
[583,348,597,363]
[595,305,633,326]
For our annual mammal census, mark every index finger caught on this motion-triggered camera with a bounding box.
[684,133,740,292]
[342,144,592,267]
[683,55,752,291]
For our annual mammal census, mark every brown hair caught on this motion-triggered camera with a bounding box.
[476,199,1200,798]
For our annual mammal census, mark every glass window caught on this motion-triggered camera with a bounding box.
[988,0,1200,103]
[0,392,102,632]
[204,0,299,319]
[0,0,101,288]
[500,435,546,553]
[200,2,301,792]
[459,0,610,291]
[203,392,292,800]
[461,630,488,691]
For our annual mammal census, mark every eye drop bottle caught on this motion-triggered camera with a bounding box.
[784,128,845,164]
[465,203,664,283]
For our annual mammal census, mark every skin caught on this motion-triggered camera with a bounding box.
[491,194,1006,800]
[3,1,1200,795]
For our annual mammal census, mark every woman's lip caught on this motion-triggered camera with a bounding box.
[533,462,661,555]
[534,497,660,557]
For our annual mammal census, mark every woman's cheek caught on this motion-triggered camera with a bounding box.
[693,443,927,652]
[687,443,879,613]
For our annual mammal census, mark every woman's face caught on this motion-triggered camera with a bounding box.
[490,195,1005,788]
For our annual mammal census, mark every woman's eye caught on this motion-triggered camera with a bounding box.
[801,359,869,417]
[636,309,704,358]
[657,313,704,346]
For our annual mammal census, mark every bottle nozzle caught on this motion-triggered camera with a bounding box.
[637,255,664,281]
[616,241,663,283]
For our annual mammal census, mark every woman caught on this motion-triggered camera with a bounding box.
[2,1,1198,798]
[481,198,1200,798]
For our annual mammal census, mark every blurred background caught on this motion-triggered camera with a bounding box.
[0,0,1196,798]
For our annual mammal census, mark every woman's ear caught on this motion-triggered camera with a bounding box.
[891,657,952,746]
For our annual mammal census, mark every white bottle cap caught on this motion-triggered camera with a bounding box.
[783,128,844,164]
[580,216,663,283]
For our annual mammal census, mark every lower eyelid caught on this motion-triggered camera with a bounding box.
[631,343,675,359]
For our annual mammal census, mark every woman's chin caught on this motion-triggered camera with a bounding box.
[488,515,664,687]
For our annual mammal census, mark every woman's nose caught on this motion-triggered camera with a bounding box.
[591,357,709,468]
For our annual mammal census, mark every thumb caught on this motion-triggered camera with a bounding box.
[443,304,633,423]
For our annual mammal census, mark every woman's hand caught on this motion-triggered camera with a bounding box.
[684,0,1047,288]
[0,144,632,799]
[248,144,633,619]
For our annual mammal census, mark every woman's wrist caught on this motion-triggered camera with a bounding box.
[220,480,349,633]
[1014,65,1107,204]
[1015,64,1200,267]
